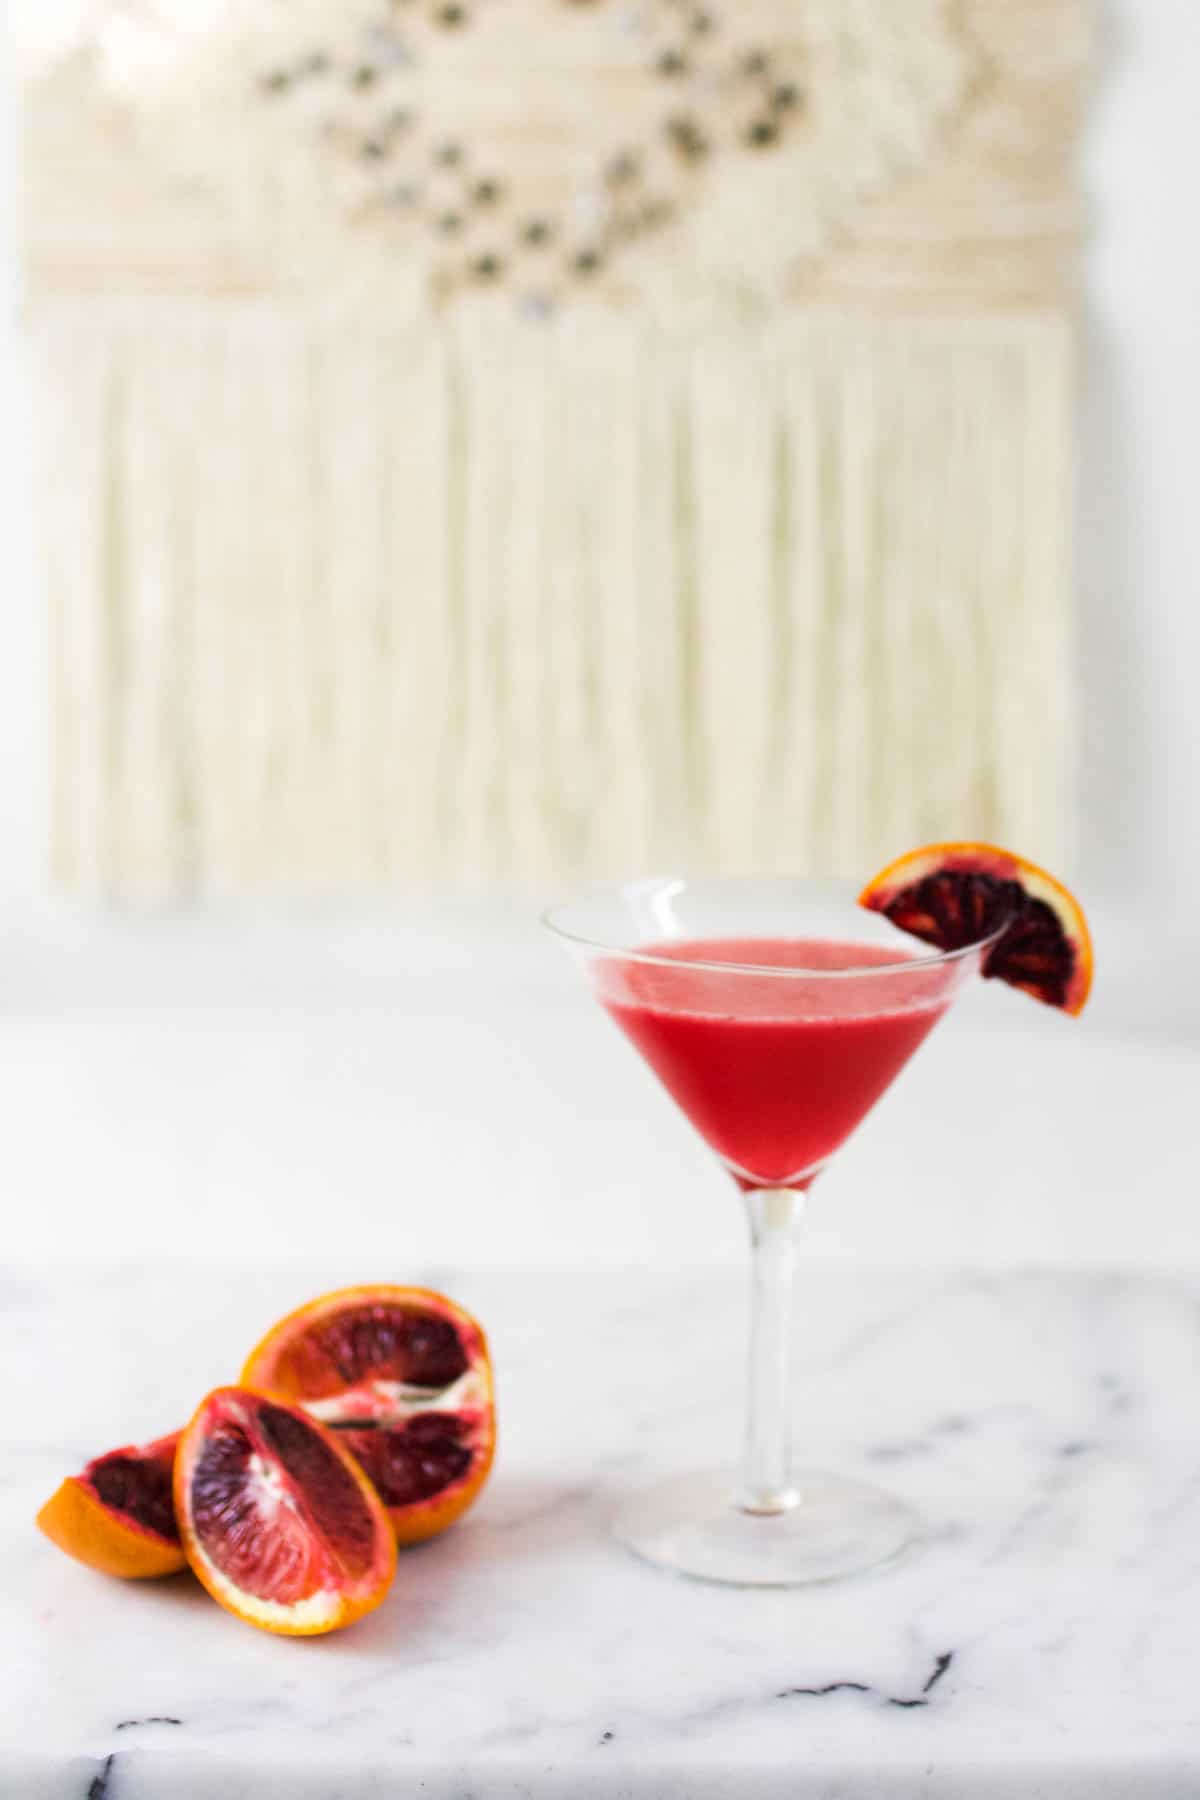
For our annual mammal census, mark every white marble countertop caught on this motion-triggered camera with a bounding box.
[0,903,1198,1272]
[8,1259,1200,1797]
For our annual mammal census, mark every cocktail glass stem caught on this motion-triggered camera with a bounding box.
[740,1188,802,1515]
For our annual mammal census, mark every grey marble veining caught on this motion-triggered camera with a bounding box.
[5,1261,1200,1796]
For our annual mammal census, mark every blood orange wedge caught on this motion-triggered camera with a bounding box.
[859,841,1093,1014]
[37,1430,186,1579]
[241,1286,496,1546]
[174,1387,396,1637]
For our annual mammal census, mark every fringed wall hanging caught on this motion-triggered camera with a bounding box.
[19,0,1089,897]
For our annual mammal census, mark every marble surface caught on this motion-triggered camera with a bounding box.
[7,1260,1200,1797]
[1,904,1198,1273]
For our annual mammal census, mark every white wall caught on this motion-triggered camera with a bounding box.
[0,22,40,901]
[1077,0,1200,918]
[0,0,1196,935]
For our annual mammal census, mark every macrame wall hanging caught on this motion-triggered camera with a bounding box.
[19,0,1089,898]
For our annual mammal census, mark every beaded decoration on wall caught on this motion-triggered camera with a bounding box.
[252,1,814,304]
[19,0,1089,897]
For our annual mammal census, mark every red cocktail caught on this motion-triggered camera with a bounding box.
[546,878,1003,1586]
[600,937,952,1191]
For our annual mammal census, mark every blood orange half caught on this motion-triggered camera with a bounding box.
[859,841,1093,1014]
[37,1431,186,1579]
[241,1286,496,1546]
[174,1387,396,1636]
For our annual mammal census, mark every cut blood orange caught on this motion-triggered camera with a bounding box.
[37,1430,186,1579]
[859,841,1093,1014]
[174,1387,396,1636]
[241,1286,496,1546]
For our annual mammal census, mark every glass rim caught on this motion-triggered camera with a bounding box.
[541,874,1010,979]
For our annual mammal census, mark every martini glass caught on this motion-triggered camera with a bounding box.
[545,876,1004,1587]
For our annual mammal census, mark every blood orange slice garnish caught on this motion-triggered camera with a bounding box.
[241,1286,496,1546]
[37,1430,186,1579]
[174,1387,396,1636]
[859,841,1093,1014]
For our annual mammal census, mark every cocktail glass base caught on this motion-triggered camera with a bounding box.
[613,1468,918,1587]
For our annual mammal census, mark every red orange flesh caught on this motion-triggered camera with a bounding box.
[174,1387,396,1636]
[37,1431,186,1579]
[242,1285,496,1546]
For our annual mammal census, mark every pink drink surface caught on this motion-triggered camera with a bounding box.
[600,937,954,1189]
